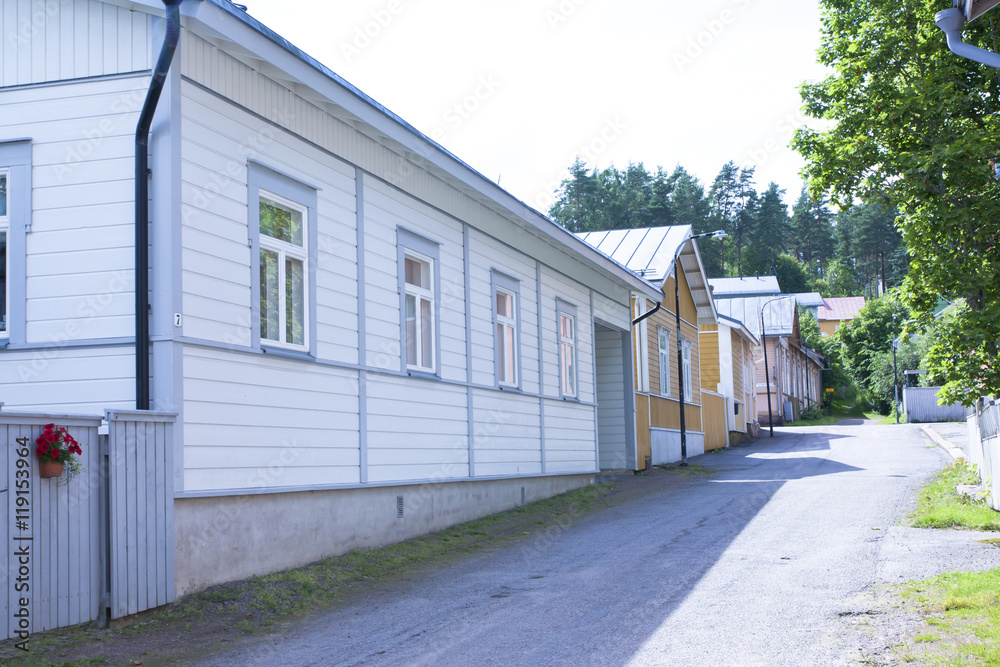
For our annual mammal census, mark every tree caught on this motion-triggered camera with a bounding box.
[836,202,905,298]
[790,187,835,280]
[792,0,1000,405]
[709,161,757,276]
[838,293,910,413]
[744,182,791,276]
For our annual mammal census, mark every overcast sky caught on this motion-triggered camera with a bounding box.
[240,0,829,214]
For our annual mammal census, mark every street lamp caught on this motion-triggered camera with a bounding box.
[674,229,726,466]
[892,313,899,424]
[760,295,787,437]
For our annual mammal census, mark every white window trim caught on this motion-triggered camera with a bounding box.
[258,189,309,351]
[404,249,436,373]
[557,300,578,399]
[657,325,670,397]
[0,167,8,340]
[396,227,441,377]
[681,338,693,402]
[493,272,520,389]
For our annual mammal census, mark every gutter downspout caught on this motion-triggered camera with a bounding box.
[632,302,661,325]
[135,0,182,410]
[935,8,1000,70]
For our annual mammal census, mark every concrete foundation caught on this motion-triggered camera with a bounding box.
[174,474,594,595]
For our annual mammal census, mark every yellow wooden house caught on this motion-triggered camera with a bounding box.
[578,226,718,468]
[698,314,760,450]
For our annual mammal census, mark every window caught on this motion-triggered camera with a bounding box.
[557,300,577,398]
[492,271,520,388]
[657,326,670,396]
[397,228,440,375]
[249,162,317,355]
[681,338,693,401]
[0,168,7,338]
[404,252,434,371]
[259,191,307,349]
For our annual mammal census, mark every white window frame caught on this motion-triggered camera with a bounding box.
[681,338,693,402]
[0,167,8,340]
[397,227,441,376]
[657,326,670,396]
[404,249,436,372]
[557,300,578,399]
[258,189,309,351]
[492,271,521,389]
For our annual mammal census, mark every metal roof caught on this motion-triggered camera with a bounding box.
[817,297,866,322]
[714,295,797,338]
[576,226,718,325]
[708,276,781,297]
[793,292,825,308]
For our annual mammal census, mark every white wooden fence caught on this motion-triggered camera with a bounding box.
[903,386,968,423]
[0,409,176,641]
[968,398,1000,511]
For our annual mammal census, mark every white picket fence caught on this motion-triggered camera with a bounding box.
[968,398,1000,511]
[0,408,176,640]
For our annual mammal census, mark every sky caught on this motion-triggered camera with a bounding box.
[239,0,830,215]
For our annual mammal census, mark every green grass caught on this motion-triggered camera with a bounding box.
[790,397,868,426]
[898,568,1000,665]
[909,460,1000,531]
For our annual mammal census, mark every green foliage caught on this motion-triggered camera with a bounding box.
[838,293,910,412]
[772,254,812,294]
[793,0,1000,406]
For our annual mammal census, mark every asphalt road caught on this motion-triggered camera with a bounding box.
[197,423,1000,667]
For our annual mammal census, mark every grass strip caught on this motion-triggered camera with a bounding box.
[909,460,1000,532]
[898,568,1000,665]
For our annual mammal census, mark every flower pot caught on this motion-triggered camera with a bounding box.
[39,461,64,478]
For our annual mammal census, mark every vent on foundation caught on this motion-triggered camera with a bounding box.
[396,495,404,518]
[521,486,526,504]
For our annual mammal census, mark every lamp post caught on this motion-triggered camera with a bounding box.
[803,332,819,408]
[674,229,726,466]
[892,313,899,424]
[760,296,786,437]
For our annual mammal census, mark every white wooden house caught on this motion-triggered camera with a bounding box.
[0,0,662,595]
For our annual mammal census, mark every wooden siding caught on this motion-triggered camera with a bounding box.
[106,410,176,619]
[0,345,134,413]
[702,392,728,451]
[0,0,151,88]
[362,178,466,380]
[543,400,596,473]
[699,329,720,390]
[182,346,361,491]
[539,265,594,402]
[179,31,632,307]
[181,82,359,360]
[635,393,650,467]
[0,414,104,638]
[645,305,700,402]
[367,376,469,482]
[472,389,541,477]
[466,228,540,393]
[595,326,626,470]
[649,395,702,432]
[1,75,150,346]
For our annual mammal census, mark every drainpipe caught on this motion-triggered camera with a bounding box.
[632,302,661,325]
[135,0,183,410]
[935,8,1000,70]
